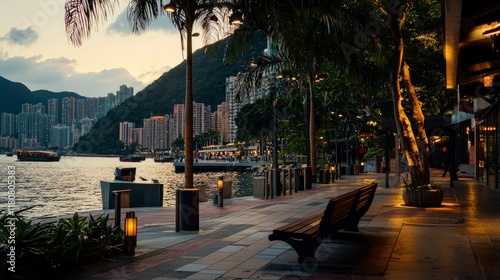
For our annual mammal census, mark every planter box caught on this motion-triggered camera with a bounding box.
[402,189,443,207]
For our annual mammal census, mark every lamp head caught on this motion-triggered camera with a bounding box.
[164,2,176,13]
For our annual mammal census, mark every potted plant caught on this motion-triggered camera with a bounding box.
[402,183,443,207]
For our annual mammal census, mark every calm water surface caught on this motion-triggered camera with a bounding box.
[0,156,254,219]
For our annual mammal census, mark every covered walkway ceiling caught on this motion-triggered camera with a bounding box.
[444,0,500,94]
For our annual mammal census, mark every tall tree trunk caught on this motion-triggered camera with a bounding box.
[402,62,430,184]
[185,20,194,188]
[308,79,317,176]
[389,5,428,186]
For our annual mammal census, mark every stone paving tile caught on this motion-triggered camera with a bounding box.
[53,170,500,280]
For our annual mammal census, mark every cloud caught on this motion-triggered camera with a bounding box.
[0,55,145,97]
[1,27,39,45]
[106,9,178,35]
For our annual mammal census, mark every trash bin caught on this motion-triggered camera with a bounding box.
[194,183,207,202]
[253,177,265,198]
[178,189,199,231]
[303,166,312,190]
[295,168,304,191]
[322,170,330,184]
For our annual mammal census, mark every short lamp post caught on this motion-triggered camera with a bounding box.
[217,176,224,207]
[124,211,137,255]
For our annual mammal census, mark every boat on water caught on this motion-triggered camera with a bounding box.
[154,153,175,163]
[119,154,146,162]
[16,150,61,162]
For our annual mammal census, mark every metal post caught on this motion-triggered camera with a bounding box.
[385,128,390,188]
[175,189,180,232]
[273,100,279,197]
[114,191,121,229]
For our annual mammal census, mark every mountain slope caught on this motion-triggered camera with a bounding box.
[74,35,266,154]
[0,76,84,114]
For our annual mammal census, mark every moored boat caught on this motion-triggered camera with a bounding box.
[154,154,175,163]
[119,154,146,162]
[16,150,60,162]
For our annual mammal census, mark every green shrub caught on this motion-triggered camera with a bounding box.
[1,208,123,279]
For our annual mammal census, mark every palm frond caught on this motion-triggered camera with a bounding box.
[127,0,162,34]
[65,0,119,46]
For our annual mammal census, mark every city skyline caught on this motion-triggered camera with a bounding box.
[0,1,206,97]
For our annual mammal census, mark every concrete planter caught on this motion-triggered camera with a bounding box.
[402,189,443,207]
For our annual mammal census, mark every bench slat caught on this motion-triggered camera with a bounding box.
[268,182,378,263]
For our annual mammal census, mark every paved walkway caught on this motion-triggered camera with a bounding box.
[56,169,500,279]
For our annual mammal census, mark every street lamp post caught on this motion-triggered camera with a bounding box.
[272,98,279,196]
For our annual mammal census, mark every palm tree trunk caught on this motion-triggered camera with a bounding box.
[185,21,194,188]
[308,79,317,177]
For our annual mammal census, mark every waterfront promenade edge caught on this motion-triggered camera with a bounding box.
[54,169,500,280]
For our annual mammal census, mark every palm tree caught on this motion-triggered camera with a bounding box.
[65,0,237,188]
[225,0,373,178]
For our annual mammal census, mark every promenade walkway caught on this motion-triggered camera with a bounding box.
[58,169,500,279]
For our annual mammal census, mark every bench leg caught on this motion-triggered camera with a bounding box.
[269,234,322,263]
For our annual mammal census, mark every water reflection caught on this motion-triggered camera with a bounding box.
[0,156,254,218]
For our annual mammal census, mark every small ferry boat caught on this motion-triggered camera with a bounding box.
[154,153,175,163]
[119,154,146,162]
[16,150,61,162]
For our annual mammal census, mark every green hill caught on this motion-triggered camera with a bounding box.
[0,76,84,114]
[74,35,266,154]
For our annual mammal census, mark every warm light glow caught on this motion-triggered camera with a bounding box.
[217,176,224,190]
[229,12,243,25]
[484,76,494,87]
[125,212,137,237]
[163,3,176,13]
[483,24,500,37]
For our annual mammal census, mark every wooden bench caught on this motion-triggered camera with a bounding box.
[268,182,378,263]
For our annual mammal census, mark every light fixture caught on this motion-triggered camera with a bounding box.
[229,11,243,25]
[124,211,137,255]
[483,23,500,37]
[314,74,326,83]
[163,2,176,13]
[217,176,224,207]
[484,76,494,87]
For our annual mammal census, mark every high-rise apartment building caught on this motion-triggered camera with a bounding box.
[142,116,169,150]
[172,104,185,142]
[132,128,143,147]
[76,99,86,122]
[225,77,240,142]
[50,125,71,148]
[117,85,133,105]
[61,97,76,126]
[119,122,135,145]
[47,98,59,125]
[1,113,15,136]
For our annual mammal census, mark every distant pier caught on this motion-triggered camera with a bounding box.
[173,160,268,173]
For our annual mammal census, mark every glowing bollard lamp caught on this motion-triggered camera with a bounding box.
[217,176,224,207]
[124,211,137,255]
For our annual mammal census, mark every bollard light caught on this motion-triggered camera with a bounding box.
[124,211,137,255]
[217,176,224,207]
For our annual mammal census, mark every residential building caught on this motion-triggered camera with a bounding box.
[119,122,135,145]
[142,116,169,151]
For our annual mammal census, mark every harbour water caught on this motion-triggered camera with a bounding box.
[0,156,255,219]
